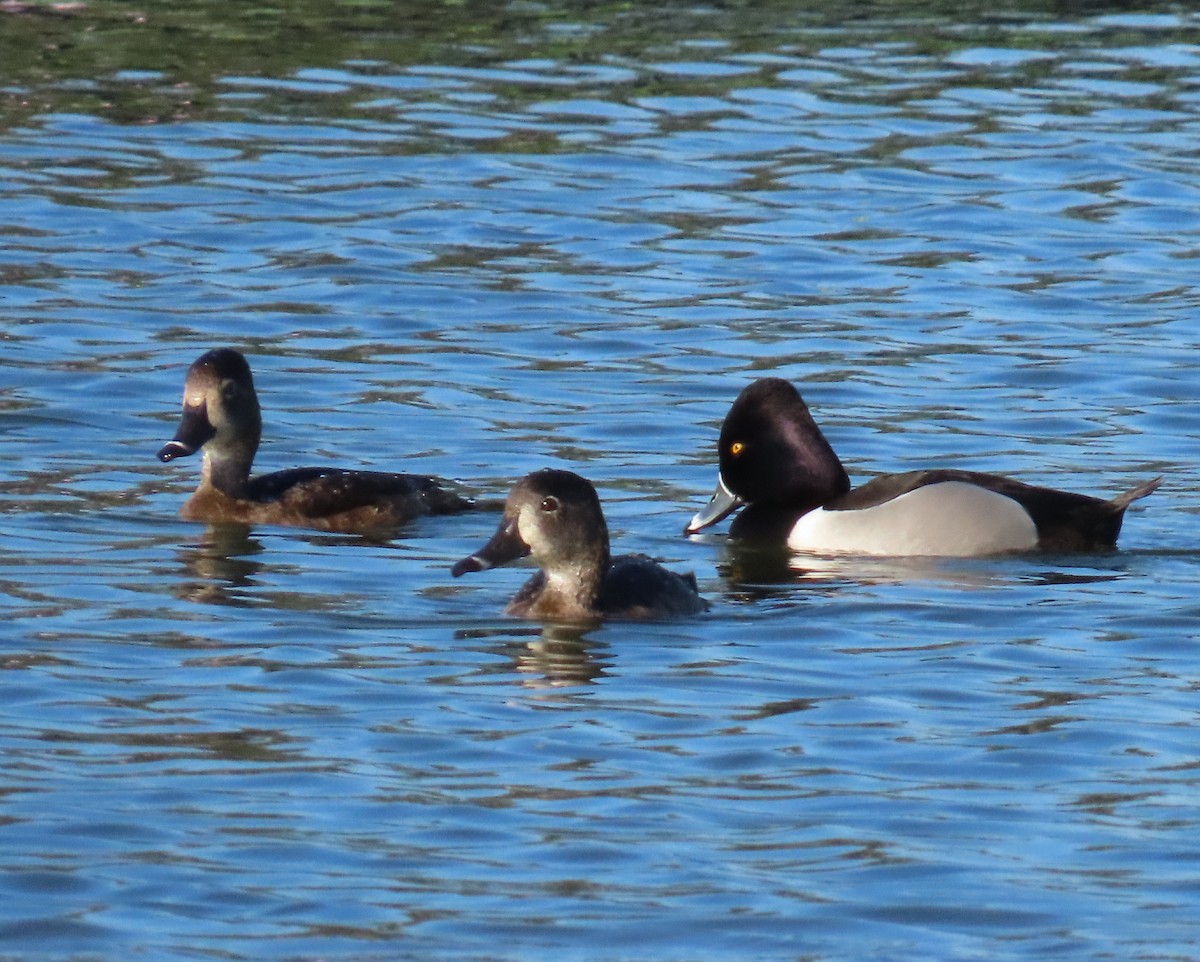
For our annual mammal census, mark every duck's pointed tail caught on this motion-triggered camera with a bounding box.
[1111,476,1163,512]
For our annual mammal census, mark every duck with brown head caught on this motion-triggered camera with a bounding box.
[453,469,707,621]
[158,348,473,533]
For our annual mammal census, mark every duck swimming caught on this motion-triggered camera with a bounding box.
[157,348,472,532]
[685,378,1160,556]
[452,469,707,620]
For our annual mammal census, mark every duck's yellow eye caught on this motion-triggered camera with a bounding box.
[730,441,745,457]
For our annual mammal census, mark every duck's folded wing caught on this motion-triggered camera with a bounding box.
[247,468,469,519]
[827,469,1159,551]
[601,555,708,617]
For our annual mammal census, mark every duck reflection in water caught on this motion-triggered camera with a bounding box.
[457,622,613,689]
[706,533,1133,601]
[172,523,266,606]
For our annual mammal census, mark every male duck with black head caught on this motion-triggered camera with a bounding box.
[158,348,473,533]
[452,469,707,621]
[686,378,1161,556]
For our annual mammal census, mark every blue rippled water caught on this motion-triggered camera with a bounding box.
[1,3,1198,960]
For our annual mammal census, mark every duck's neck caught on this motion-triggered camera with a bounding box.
[543,545,610,616]
[784,423,850,511]
[801,459,851,511]
[200,438,256,500]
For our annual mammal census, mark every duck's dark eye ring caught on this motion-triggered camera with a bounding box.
[540,496,559,513]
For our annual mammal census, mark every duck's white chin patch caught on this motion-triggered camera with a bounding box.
[787,481,1038,557]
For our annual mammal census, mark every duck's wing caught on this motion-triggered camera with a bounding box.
[828,469,1160,551]
[247,468,471,521]
[601,554,708,617]
[1002,474,1161,551]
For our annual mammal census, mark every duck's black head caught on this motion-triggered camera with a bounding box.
[687,378,849,534]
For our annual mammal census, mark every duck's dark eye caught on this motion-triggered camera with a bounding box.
[540,496,559,513]
[730,441,745,457]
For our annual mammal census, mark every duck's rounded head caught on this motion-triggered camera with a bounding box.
[452,469,609,577]
[687,377,850,533]
[157,348,261,464]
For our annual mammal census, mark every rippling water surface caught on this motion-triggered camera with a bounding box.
[1,2,1199,959]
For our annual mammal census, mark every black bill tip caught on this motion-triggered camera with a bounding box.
[157,440,196,463]
[451,554,491,578]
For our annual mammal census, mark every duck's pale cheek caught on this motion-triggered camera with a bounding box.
[788,481,1038,557]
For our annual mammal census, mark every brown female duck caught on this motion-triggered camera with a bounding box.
[452,469,706,621]
[157,348,472,532]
